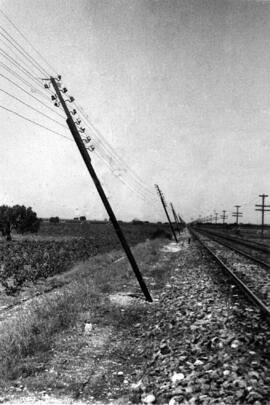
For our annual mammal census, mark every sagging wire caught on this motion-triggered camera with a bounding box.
[0,10,159,205]
[0,104,72,142]
[0,88,66,129]
[0,8,57,75]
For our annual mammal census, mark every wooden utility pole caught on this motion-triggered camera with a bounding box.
[221,210,228,224]
[255,194,270,237]
[232,205,243,225]
[170,203,181,233]
[155,185,178,242]
[178,214,185,228]
[50,77,152,302]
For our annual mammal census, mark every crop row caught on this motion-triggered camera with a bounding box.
[0,238,98,293]
[0,223,170,294]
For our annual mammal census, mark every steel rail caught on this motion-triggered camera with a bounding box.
[194,228,270,270]
[196,227,270,253]
[189,228,270,323]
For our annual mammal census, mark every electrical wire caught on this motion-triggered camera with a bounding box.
[94,146,158,203]
[0,61,51,101]
[0,46,45,88]
[0,104,72,141]
[94,152,154,202]
[0,103,154,204]
[0,73,66,120]
[0,13,158,205]
[86,120,155,196]
[0,27,48,77]
[0,88,67,129]
[81,125,157,201]
[76,105,156,198]
[93,148,156,202]
[90,137,158,202]
[0,15,157,200]
[0,8,57,75]
[0,90,155,202]
[1,73,155,202]
[0,39,40,78]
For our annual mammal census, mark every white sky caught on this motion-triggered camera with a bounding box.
[1,0,270,223]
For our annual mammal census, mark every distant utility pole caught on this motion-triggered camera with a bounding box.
[209,215,213,223]
[178,214,185,226]
[170,203,181,233]
[221,210,228,224]
[155,185,178,242]
[255,194,270,236]
[214,212,218,224]
[49,76,152,302]
[232,205,243,225]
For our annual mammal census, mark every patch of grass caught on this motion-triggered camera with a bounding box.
[0,238,171,384]
[0,287,85,379]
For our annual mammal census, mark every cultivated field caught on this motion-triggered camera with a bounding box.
[0,221,171,294]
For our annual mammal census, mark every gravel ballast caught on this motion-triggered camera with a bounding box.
[131,233,270,404]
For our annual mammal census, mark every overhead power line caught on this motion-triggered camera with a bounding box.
[0,8,57,75]
[0,61,51,101]
[0,88,66,129]
[0,72,65,120]
[93,149,154,202]
[0,104,71,141]
[0,46,45,87]
[93,143,157,202]
[76,104,156,198]
[0,11,158,205]
[1,12,155,201]
[0,26,48,76]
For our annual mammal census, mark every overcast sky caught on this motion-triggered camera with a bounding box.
[1,0,270,223]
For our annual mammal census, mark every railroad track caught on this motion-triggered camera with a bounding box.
[193,227,270,269]
[195,227,270,253]
[189,227,270,323]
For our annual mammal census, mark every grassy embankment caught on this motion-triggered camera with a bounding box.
[0,230,173,388]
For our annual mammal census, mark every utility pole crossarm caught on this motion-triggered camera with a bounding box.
[255,194,269,237]
[232,205,243,225]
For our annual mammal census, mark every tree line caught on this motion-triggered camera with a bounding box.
[0,205,40,240]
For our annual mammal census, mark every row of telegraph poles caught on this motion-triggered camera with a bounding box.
[194,194,270,236]
[45,76,184,302]
[155,184,185,243]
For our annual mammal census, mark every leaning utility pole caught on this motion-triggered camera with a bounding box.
[49,76,152,302]
[232,205,243,225]
[170,202,181,233]
[221,210,228,224]
[255,194,270,237]
[155,185,178,242]
[178,214,185,227]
